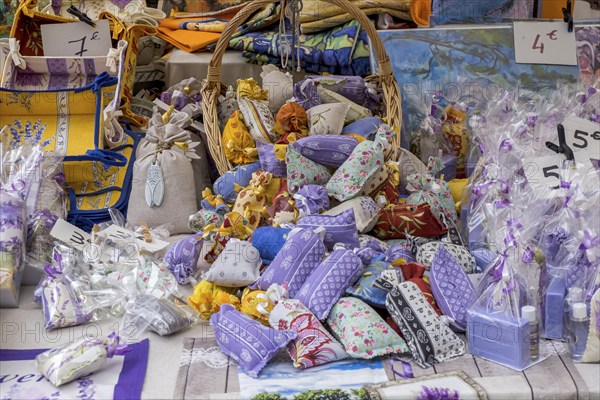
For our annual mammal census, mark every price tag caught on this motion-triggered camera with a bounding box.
[101,225,169,254]
[50,218,92,251]
[523,150,593,198]
[514,21,577,65]
[41,20,112,57]
[562,116,600,161]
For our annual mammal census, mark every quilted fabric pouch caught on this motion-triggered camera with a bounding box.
[307,103,349,135]
[213,161,261,203]
[429,245,477,331]
[211,304,297,378]
[406,156,458,225]
[232,170,273,230]
[222,110,257,165]
[250,226,292,265]
[163,233,204,284]
[286,145,331,194]
[257,143,287,177]
[323,196,381,234]
[269,299,348,369]
[238,97,277,144]
[385,281,466,368]
[327,297,408,359]
[296,208,360,250]
[294,246,363,320]
[416,241,476,273]
[291,135,358,168]
[252,228,326,297]
[327,126,390,202]
[204,239,262,287]
[346,259,390,308]
[372,203,447,240]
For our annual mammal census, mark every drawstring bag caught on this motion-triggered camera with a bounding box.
[232,170,273,231]
[127,109,199,234]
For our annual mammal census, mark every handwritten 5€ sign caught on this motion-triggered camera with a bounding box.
[514,21,577,66]
[562,116,600,162]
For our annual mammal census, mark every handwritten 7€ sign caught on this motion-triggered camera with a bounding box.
[41,20,112,57]
[514,21,577,66]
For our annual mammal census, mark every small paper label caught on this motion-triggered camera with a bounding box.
[562,116,600,161]
[50,218,92,251]
[514,21,577,66]
[101,225,170,254]
[41,20,112,57]
[523,150,593,197]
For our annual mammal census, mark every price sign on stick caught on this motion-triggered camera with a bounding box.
[524,150,593,198]
[562,116,600,161]
[514,21,577,65]
[41,20,112,57]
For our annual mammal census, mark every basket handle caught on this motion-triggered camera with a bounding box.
[205,0,394,85]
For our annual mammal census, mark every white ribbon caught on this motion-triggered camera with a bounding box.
[8,38,26,69]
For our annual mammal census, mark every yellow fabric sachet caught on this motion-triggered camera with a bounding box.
[222,110,257,165]
[240,288,274,326]
[232,171,273,230]
[236,78,268,101]
[448,178,469,204]
[188,280,240,320]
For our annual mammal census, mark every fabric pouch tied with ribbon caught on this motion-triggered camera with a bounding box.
[127,108,200,234]
[232,170,273,231]
[35,332,131,387]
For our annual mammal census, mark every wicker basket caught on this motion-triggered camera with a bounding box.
[201,0,402,175]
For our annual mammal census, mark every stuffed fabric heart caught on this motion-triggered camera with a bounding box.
[211,304,296,378]
[164,233,204,284]
[269,299,348,369]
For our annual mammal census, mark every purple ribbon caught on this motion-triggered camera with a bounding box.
[579,231,600,251]
[389,357,414,379]
[494,199,511,209]
[526,115,538,128]
[560,181,571,189]
[499,139,513,152]
[591,113,600,124]
[106,332,131,358]
[522,247,535,263]
[44,264,62,278]
[506,219,522,231]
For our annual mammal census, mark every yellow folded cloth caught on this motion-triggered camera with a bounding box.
[157,18,223,52]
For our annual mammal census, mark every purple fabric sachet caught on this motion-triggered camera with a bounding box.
[296,208,360,250]
[257,143,287,177]
[294,246,363,320]
[291,135,358,168]
[210,304,296,378]
[164,233,204,284]
[252,228,326,297]
[294,185,330,215]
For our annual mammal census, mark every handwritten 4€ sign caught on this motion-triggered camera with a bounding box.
[514,21,577,66]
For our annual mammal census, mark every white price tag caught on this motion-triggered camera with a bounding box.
[562,116,600,161]
[41,20,112,57]
[50,218,92,251]
[514,21,577,66]
[524,150,593,198]
[101,225,169,254]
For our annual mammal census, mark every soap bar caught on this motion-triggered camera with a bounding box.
[467,306,531,370]
[543,276,566,339]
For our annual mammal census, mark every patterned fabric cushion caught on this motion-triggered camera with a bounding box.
[430,245,477,331]
[385,282,466,368]
[213,161,261,203]
[257,143,287,177]
[416,241,476,273]
[346,260,390,308]
[327,132,388,202]
[286,145,331,194]
[188,209,224,233]
[252,228,326,297]
[291,135,358,168]
[323,196,381,233]
[238,97,277,144]
[269,299,348,369]
[307,103,349,135]
[372,203,448,240]
[164,233,204,284]
[250,226,291,265]
[222,110,257,165]
[217,86,239,131]
[327,297,408,359]
[317,86,372,124]
[296,208,360,250]
[294,247,363,320]
[341,117,383,139]
[211,304,296,378]
[204,240,262,287]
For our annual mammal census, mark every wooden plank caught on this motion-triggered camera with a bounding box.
[173,337,194,399]
[473,356,522,376]
[523,352,578,400]
[389,358,436,378]
[434,354,482,378]
[473,375,533,400]
[551,341,591,400]
[183,338,230,399]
